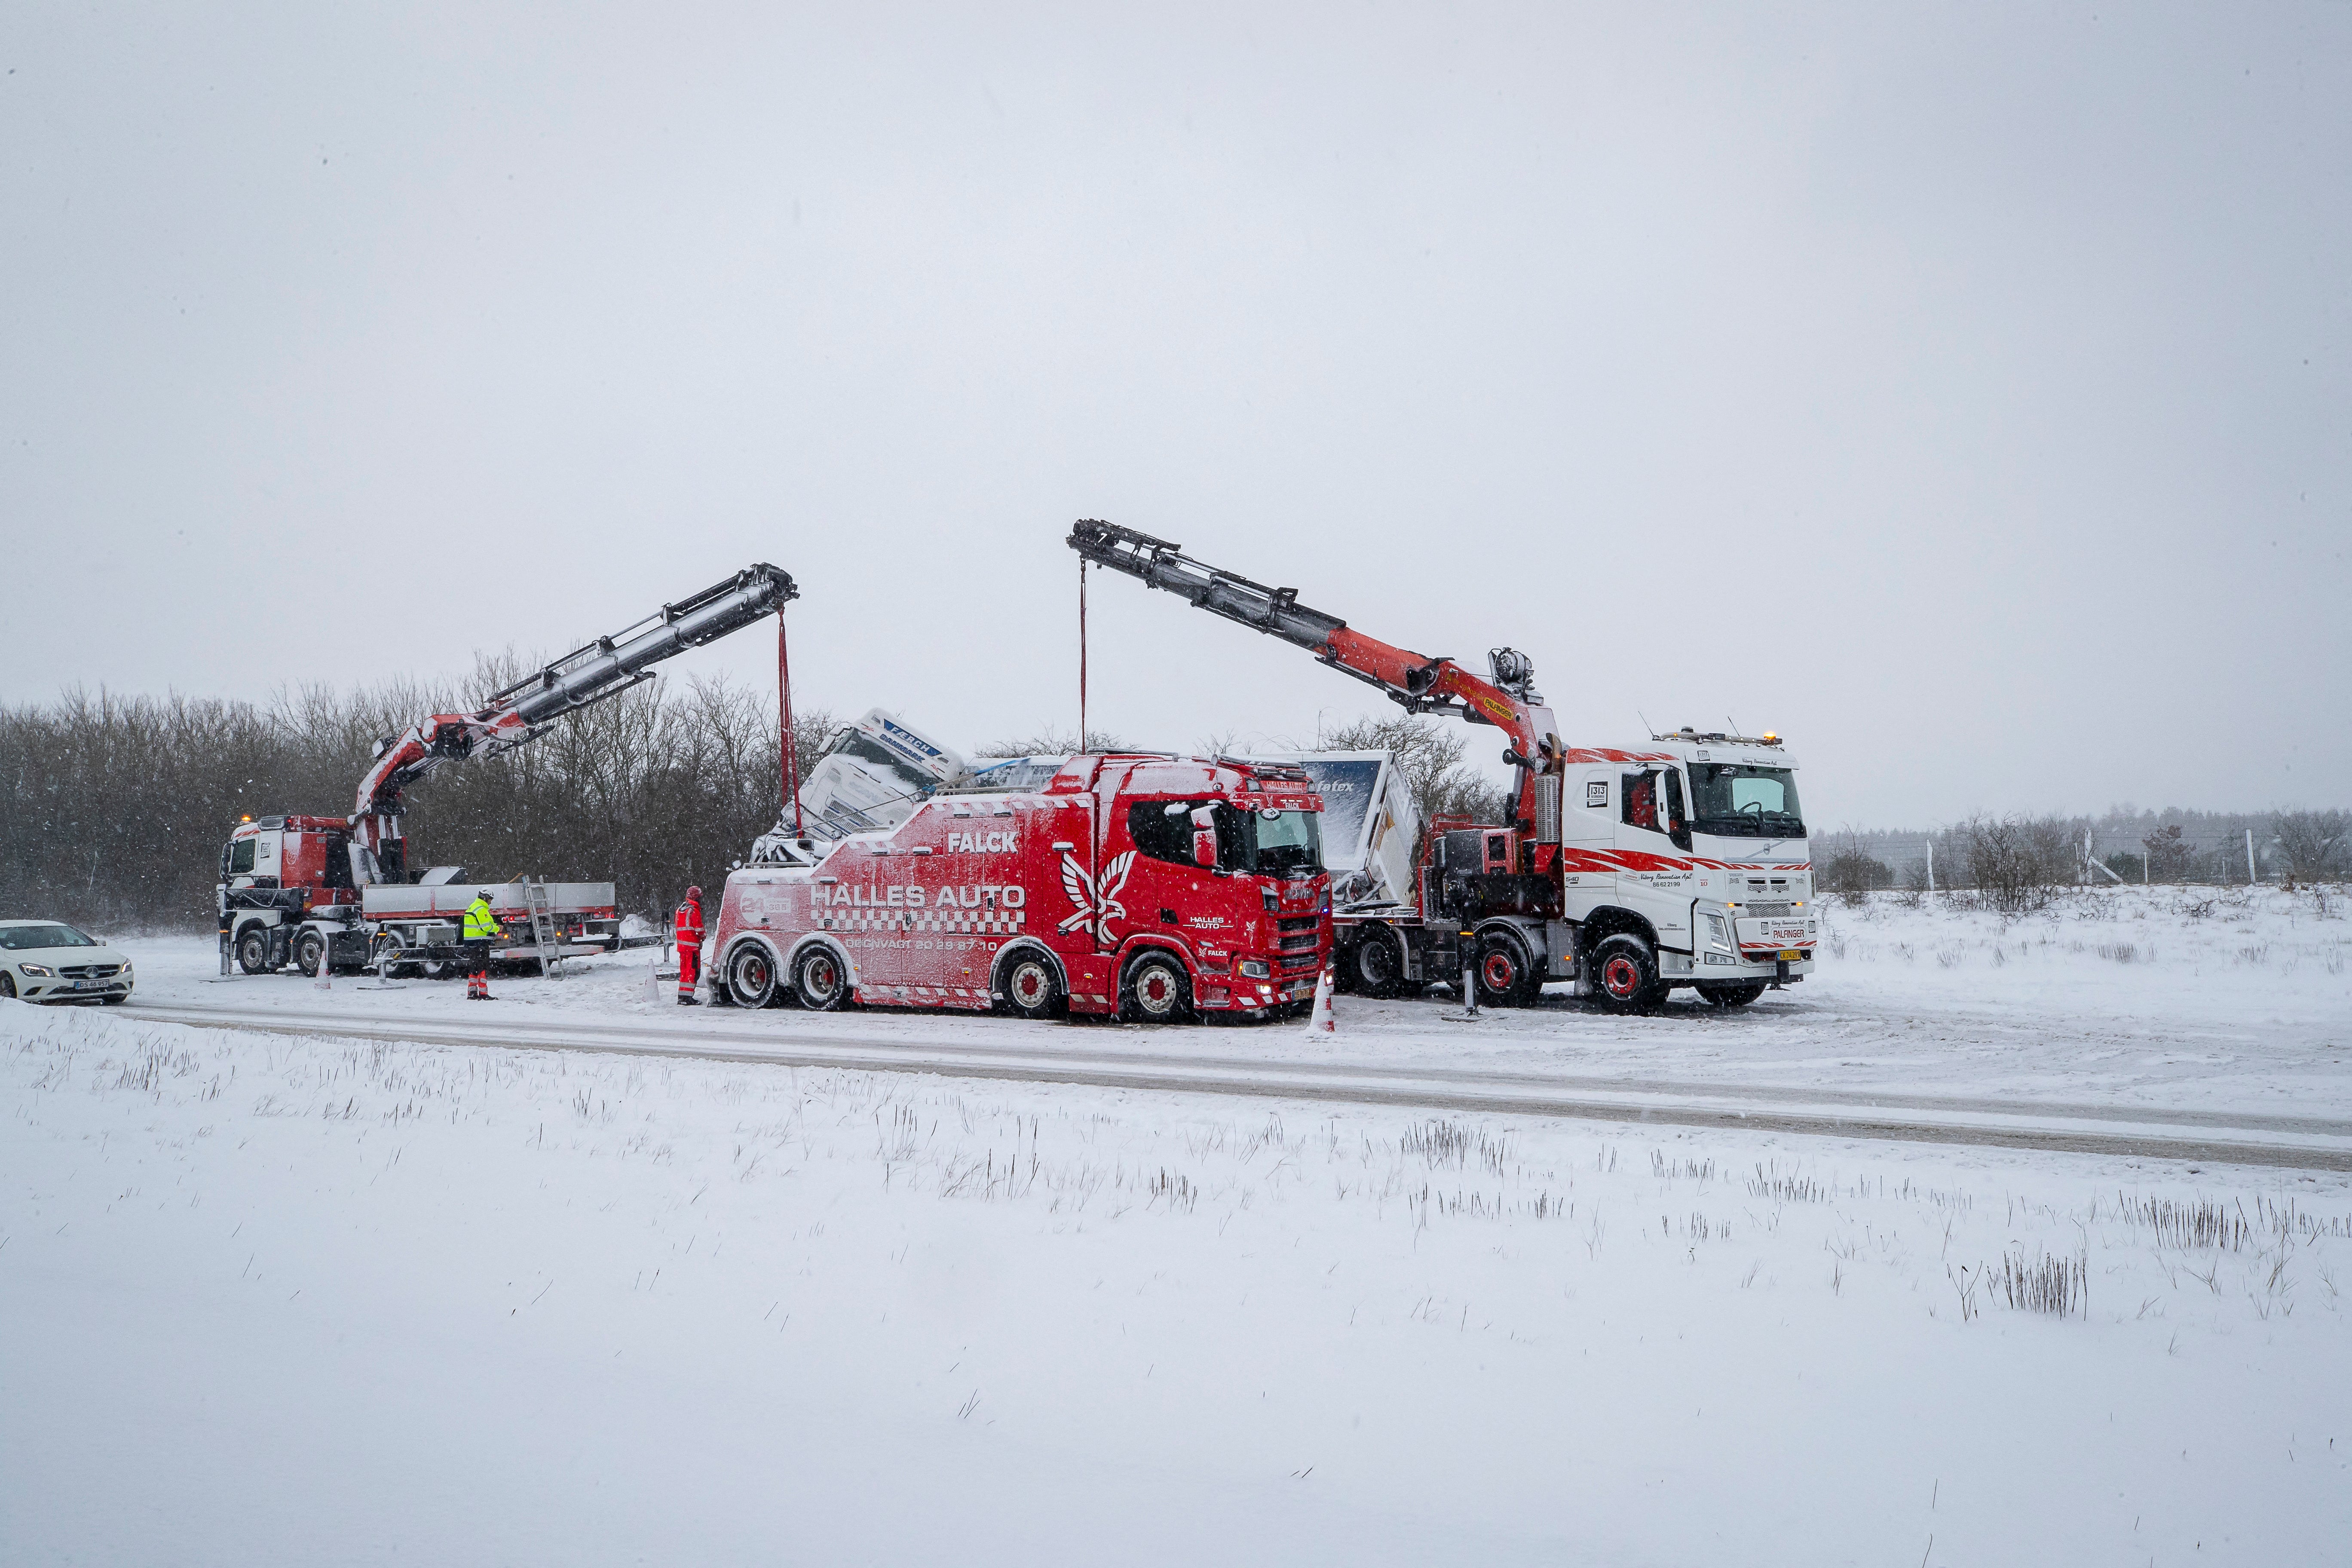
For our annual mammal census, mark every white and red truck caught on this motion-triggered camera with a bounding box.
[1069,522,1815,1011]
[708,753,1332,1022]
[217,563,798,978]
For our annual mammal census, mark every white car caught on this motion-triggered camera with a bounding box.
[0,920,135,1004]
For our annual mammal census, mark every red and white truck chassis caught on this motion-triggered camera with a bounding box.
[1069,523,1815,1012]
[709,754,1332,1021]
[216,564,796,978]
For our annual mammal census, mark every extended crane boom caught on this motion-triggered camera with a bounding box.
[350,562,797,877]
[1066,519,1565,842]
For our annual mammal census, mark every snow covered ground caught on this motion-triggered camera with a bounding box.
[5,886,2349,1564]
[97,883,2352,1118]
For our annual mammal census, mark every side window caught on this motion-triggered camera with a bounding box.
[1661,770,1692,851]
[1621,772,1659,833]
[1126,800,1198,866]
[229,839,256,875]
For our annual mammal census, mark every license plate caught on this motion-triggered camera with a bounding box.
[72,980,105,990]
[1779,949,1804,961]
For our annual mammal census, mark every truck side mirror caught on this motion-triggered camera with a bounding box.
[1190,805,1219,868]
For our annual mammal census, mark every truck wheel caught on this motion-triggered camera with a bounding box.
[1348,928,1405,998]
[727,945,780,1008]
[236,926,273,975]
[1120,951,1192,1024]
[1589,935,1665,1014]
[1476,931,1540,1007]
[999,951,1065,1021]
[792,946,848,1011]
[295,931,327,977]
[1696,981,1767,1008]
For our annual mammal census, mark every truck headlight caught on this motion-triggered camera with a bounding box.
[1239,959,1271,979]
[1703,913,1735,955]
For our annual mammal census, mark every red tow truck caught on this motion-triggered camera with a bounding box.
[708,753,1331,1022]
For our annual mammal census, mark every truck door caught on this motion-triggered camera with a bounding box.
[1617,767,1697,949]
[1121,797,1212,950]
[1561,770,1617,908]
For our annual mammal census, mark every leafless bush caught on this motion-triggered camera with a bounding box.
[1820,849,1895,895]
[2273,809,2349,883]
[1961,815,2076,915]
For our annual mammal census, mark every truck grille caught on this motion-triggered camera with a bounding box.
[1738,901,1794,917]
[1277,933,1319,952]
[1277,952,1322,975]
[1277,916,1319,932]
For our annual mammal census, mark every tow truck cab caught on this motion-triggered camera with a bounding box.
[1557,732,1815,999]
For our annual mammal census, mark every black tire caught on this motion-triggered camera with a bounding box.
[1696,981,1767,1008]
[1348,928,1405,998]
[998,949,1065,1021]
[727,943,780,1009]
[236,925,273,975]
[1589,935,1664,1014]
[0,973,15,999]
[295,931,327,977]
[792,945,849,1011]
[1119,950,1193,1024]
[101,992,130,1005]
[1475,931,1540,1007]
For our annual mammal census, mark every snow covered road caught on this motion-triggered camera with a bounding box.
[121,996,2352,1171]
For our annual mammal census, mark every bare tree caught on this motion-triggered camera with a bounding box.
[974,726,1129,757]
[1316,712,1510,825]
[2273,809,2350,882]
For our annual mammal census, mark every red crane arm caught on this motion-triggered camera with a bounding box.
[1066,521,1565,835]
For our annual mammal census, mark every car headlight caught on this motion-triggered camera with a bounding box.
[18,963,52,977]
[1239,959,1271,979]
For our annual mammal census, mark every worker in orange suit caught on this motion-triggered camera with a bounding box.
[674,886,705,1005]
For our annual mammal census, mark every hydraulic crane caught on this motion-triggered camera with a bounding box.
[349,563,799,880]
[218,563,798,977]
[1066,519,1568,847]
[1068,520,1820,1012]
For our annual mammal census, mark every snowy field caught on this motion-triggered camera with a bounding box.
[5,886,2350,1565]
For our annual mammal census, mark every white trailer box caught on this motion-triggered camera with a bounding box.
[1249,750,1419,909]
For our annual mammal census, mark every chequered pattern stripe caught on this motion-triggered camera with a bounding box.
[817,910,1027,934]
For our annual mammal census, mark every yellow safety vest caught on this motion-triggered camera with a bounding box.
[462,897,500,940]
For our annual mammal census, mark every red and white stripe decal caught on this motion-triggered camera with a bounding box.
[1558,848,1812,874]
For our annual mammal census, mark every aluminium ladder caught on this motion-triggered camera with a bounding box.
[523,878,564,979]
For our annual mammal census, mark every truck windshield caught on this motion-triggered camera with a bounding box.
[1231,805,1323,877]
[1689,765,1805,838]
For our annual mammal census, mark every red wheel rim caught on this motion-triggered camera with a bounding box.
[1602,956,1639,997]
[1015,965,1045,1003]
[1482,952,1516,990]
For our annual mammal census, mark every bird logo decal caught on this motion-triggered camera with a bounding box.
[1057,849,1136,943]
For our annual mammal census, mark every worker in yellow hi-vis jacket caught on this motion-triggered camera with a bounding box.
[462,889,504,1000]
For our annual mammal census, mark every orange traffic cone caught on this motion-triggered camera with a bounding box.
[1304,964,1337,1035]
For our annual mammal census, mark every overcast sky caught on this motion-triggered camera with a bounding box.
[3,4,2346,829]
